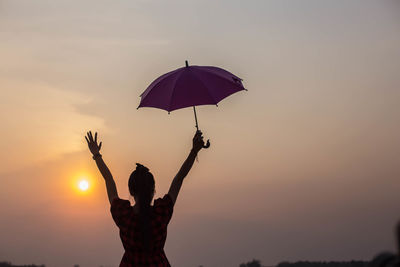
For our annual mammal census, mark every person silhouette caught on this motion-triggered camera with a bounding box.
[85,130,207,267]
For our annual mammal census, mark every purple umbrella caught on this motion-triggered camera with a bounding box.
[138,60,246,146]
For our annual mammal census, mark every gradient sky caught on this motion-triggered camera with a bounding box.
[1,1,400,267]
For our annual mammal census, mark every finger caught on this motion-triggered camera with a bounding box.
[85,136,89,145]
[99,142,102,150]
[94,132,97,143]
[89,131,93,142]
[87,132,91,142]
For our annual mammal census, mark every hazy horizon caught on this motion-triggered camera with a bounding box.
[1,1,400,267]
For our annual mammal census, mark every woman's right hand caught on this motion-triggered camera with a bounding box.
[85,131,102,156]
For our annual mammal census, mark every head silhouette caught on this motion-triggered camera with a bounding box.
[128,163,155,251]
[128,163,155,204]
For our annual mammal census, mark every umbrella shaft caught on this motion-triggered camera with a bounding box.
[193,106,199,131]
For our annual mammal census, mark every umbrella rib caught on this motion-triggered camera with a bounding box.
[196,67,245,90]
[190,71,218,105]
[140,68,182,98]
[167,70,185,112]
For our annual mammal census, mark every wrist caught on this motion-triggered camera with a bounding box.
[190,148,199,155]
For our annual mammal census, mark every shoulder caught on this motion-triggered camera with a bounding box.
[153,194,174,217]
[110,198,132,227]
[110,198,131,214]
[154,194,173,208]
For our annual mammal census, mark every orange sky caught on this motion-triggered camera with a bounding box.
[1,1,400,267]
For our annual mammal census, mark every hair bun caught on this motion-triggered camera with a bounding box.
[136,163,149,173]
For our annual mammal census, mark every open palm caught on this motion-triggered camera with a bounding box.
[85,131,102,155]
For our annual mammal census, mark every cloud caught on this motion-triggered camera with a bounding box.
[0,82,105,173]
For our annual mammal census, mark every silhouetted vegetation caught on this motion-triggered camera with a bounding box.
[370,252,398,267]
[0,262,45,267]
[0,259,373,267]
[240,259,262,267]
[277,260,369,267]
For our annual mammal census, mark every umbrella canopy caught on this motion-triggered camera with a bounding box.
[138,61,246,113]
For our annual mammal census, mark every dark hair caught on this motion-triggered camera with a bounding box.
[128,163,155,251]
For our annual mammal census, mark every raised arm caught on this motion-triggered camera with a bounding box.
[168,130,208,205]
[85,131,118,205]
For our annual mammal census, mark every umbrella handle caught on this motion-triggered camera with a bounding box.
[193,106,210,149]
[203,139,210,149]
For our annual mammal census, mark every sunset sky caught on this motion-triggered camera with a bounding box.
[1,1,400,267]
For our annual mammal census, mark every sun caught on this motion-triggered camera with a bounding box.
[78,179,89,191]
[72,173,93,194]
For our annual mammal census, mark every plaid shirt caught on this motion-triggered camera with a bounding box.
[111,194,174,267]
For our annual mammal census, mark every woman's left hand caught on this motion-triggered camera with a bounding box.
[85,131,102,155]
[192,130,210,153]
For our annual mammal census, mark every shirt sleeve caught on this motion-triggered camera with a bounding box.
[110,198,131,227]
[154,194,174,224]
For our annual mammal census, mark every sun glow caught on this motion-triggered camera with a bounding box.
[78,179,89,191]
[71,173,95,195]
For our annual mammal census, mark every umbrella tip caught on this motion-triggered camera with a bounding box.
[185,60,189,67]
